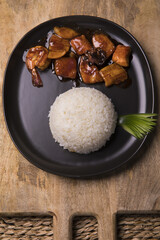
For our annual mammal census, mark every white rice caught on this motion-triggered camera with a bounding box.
[49,87,117,154]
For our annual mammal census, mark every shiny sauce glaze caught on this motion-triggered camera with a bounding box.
[23,26,132,88]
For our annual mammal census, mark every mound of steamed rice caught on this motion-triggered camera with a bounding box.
[49,87,117,154]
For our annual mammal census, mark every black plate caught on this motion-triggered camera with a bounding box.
[3,16,154,178]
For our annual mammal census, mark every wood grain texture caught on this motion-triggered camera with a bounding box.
[0,0,160,239]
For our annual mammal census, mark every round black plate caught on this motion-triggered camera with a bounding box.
[3,16,154,178]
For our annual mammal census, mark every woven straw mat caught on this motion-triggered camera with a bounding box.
[1,214,160,239]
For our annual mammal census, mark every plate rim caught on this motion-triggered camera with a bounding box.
[3,15,155,178]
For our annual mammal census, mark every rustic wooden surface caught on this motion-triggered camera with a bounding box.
[0,0,160,239]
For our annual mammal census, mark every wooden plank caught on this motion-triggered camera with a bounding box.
[0,0,160,239]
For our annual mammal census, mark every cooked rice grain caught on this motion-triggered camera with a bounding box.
[49,87,117,154]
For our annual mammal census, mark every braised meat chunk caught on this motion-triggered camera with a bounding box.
[26,46,51,87]
[48,34,70,59]
[112,45,131,67]
[54,26,79,39]
[92,33,115,59]
[24,25,132,89]
[84,48,106,66]
[26,46,50,71]
[55,57,77,79]
[99,63,128,87]
[80,56,103,84]
[70,35,92,55]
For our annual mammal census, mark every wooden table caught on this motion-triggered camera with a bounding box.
[0,0,160,239]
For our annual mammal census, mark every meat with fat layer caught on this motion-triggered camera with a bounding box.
[54,26,79,39]
[80,56,103,84]
[112,45,131,67]
[99,63,128,87]
[48,34,70,59]
[70,35,92,55]
[92,33,115,59]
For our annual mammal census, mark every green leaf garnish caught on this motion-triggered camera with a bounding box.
[118,113,157,139]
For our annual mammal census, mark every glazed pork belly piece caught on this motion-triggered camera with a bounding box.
[54,26,79,39]
[99,63,128,87]
[55,57,77,79]
[48,34,70,59]
[70,35,92,55]
[112,45,131,67]
[92,33,115,59]
[80,56,103,84]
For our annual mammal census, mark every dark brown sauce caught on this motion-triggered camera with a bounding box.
[23,25,132,88]
[118,77,132,88]
[37,36,46,47]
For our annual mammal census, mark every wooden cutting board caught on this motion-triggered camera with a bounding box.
[0,1,160,239]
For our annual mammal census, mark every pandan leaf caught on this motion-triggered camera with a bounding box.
[118,113,157,139]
